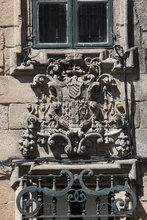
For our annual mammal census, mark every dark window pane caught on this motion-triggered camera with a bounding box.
[78,2,107,43]
[39,3,67,43]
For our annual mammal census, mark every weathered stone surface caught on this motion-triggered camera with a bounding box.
[111,73,140,102]
[134,0,147,31]
[0,180,10,204]
[0,50,3,67]
[4,48,10,74]
[0,29,4,50]
[140,102,147,128]
[143,31,147,49]
[134,74,147,101]
[14,27,21,47]
[130,102,140,129]
[0,104,8,129]
[0,130,22,160]
[136,200,147,220]
[0,67,4,75]
[5,28,14,48]
[0,76,37,103]
[143,175,147,198]
[0,68,4,75]
[136,129,147,157]
[135,103,140,128]
[134,0,147,74]
[0,202,15,220]
[0,0,14,27]
[9,104,28,129]
[0,166,11,178]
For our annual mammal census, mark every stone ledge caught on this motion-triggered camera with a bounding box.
[10,48,137,76]
[27,159,137,179]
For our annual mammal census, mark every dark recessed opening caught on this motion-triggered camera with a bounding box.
[39,3,67,43]
[78,2,107,43]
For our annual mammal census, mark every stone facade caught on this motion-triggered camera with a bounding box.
[0,0,146,219]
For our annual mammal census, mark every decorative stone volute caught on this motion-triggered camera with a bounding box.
[19,53,130,159]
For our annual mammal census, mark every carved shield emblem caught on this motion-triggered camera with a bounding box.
[69,84,82,99]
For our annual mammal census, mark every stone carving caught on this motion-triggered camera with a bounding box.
[19,53,130,159]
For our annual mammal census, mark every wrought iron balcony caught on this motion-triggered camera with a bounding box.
[16,169,137,219]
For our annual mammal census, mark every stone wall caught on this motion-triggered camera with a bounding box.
[0,0,146,219]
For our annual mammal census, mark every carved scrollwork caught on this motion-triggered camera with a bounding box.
[19,53,131,159]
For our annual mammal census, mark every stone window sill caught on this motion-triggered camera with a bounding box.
[10,47,137,75]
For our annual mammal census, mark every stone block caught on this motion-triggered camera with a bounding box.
[5,28,14,48]
[0,29,4,50]
[0,76,37,104]
[111,73,141,102]
[4,48,10,74]
[4,48,13,74]
[0,180,10,204]
[139,49,146,74]
[134,74,147,101]
[14,0,21,26]
[0,202,15,220]
[121,82,132,101]
[143,31,147,49]
[135,1,147,31]
[135,129,147,157]
[130,102,140,128]
[0,50,3,67]
[0,130,22,160]
[14,27,21,47]
[140,102,147,128]
[0,0,14,27]
[9,104,29,129]
[0,104,8,129]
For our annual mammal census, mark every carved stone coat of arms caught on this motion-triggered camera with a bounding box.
[19,54,130,159]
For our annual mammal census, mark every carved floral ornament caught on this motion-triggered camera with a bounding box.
[19,53,130,159]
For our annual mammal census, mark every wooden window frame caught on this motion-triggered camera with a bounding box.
[32,0,113,49]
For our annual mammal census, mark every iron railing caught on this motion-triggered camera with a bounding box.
[16,169,137,219]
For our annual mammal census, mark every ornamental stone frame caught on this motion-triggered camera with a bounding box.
[19,53,131,159]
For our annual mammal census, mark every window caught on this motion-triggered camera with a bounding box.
[32,0,112,48]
